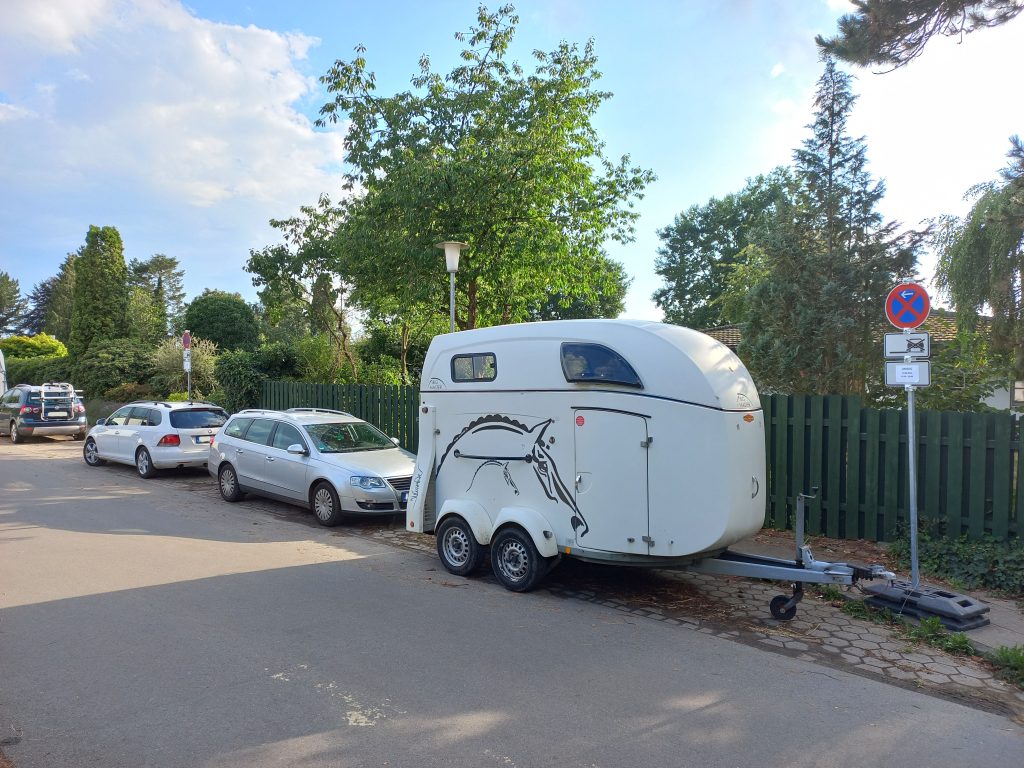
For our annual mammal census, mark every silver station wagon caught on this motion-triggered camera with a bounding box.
[208,408,415,526]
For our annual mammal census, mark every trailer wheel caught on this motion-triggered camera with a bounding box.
[770,594,797,621]
[491,527,548,593]
[436,516,485,576]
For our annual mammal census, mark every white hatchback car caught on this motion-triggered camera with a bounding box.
[208,408,415,526]
[83,401,229,478]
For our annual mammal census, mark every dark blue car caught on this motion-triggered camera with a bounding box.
[0,383,88,443]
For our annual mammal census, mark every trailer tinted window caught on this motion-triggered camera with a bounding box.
[451,353,497,382]
[561,343,642,388]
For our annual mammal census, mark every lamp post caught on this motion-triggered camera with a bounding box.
[436,241,468,333]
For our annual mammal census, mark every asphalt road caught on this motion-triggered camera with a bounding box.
[1,439,1021,768]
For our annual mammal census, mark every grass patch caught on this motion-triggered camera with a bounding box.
[988,645,1024,687]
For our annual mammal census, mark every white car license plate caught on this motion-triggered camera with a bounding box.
[48,411,68,418]
[194,435,211,444]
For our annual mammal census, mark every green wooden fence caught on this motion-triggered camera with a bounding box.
[261,382,1020,542]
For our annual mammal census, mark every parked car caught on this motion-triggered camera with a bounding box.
[0,383,88,443]
[83,400,229,478]
[208,408,415,526]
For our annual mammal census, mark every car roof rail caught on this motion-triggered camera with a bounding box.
[236,408,276,415]
[285,407,353,417]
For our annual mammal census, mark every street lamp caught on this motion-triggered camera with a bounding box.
[436,241,468,333]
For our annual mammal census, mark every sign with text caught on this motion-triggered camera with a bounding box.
[884,332,930,359]
[885,361,930,387]
[183,348,192,373]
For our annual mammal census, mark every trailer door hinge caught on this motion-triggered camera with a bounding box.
[641,437,653,448]
[642,535,655,546]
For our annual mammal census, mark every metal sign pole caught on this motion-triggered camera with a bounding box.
[906,380,920,589]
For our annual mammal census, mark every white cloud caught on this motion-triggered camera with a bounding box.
[770,62,785,78]
[0,0,346,294]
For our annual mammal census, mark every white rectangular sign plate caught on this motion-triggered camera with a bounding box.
[183,348,192,373]
[884,332,930,358]
[885,361,930,387]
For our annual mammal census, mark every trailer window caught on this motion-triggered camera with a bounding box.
[451,353,497,382]
[561,343,642,388]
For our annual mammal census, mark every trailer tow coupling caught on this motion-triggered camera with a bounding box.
[689,490,895,621]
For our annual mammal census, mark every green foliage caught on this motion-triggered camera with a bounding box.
[989,645,1024,687]
[215,350,264,413]
[733,58,917,395]
[128,254,186,333]
[69,226,129,357]
[184,289,259,351]
[3,355,73,386]
[890,525,1024,595]
[935,138,1024,376]
[72,338,155,399]
[817,0,1023,69]
[316,4,654,330]
[127,285,168,346]
[654,169,793,328]
[83,398,121,426]
[254,341,299,380]
[527,255,631,321]
[167,392,191,402]
[840,599,900,625]
[296,333,351,383]
[44,252,76,344]
[103,382,158,402]
[0,333,67,359]
[904,617,976,655]
[0,271,26,336]
[21,276,57,335]
[912,327,1008,411]
[150,337,217,397]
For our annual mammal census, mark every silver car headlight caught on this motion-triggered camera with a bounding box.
[350,476,387,490]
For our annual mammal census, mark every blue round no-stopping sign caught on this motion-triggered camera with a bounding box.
[885,283,930,329]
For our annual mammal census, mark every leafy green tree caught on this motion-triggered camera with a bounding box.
[317,4,654,330]
[21,277,57,335]
[526,254,630,321]
[127,286,168,346]
[934,136,1024,374]
[0,333,67,359]
[69,226,129,357]
[913,328,1007,411]
[818,0,1022,69]
[0,271,26,335]
[183,289,259,351]
[128,254,186,332]
[214,350,264,413]
[150,337,217,397]
[654,169,793,328]
[72,338,154,398]
[296,333,352,383]
[733,58,917,395]
[44,252,77,344]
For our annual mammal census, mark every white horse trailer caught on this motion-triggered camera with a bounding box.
[406,320,891,619]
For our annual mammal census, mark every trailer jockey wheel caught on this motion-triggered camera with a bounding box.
[769,595,797,621]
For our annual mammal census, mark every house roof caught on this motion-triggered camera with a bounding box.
[703,309,974,351]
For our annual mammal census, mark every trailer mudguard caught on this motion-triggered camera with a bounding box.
[437,500,492,544]
[494,506,559,558]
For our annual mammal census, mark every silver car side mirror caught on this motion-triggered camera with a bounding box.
[95,418,107,426]
[287,443,308,455]
[391,437,401,447]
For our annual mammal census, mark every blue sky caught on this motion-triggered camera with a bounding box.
[1,1,1022,324]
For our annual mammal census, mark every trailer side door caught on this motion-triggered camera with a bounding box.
[572,408,650,554]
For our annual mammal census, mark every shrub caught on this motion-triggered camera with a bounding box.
[0,333,68,359]
[255,341,298,380]
[890,525,1024,596]
[103,382,157,402]
[215,350,263,413]
[72,338,155,399]
[4,355,74,386]
[296,333,350,382]
[149,336,217,396]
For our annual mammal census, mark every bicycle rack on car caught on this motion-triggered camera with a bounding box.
[37,382,83,421]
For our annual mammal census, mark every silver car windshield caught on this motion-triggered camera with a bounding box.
[304,421,394,453]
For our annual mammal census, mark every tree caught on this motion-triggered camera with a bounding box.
[44,252,77,345]
[183,289,259,351]
[128,254,186,332]
[817,0,1023,69]
[733,58,918,395]
[69,226,129,357]
[653,169,793,328]
[127,285,169,346]
[20,277,57,335]
[317,4,653,330]
[0,272,26,336]
[150,337,217,397]
[0,333,67,359]
[527,254,631,321]
[934,136,1024,374]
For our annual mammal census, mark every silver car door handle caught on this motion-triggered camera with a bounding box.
[266,457,275,462]
[236,449,245,455]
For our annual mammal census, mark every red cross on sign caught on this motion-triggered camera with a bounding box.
[885,283,930,330]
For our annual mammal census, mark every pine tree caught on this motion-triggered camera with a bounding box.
[44,252,77,345]
[69,226,129,357]
[738,57,917,395]
[0,272,26,336]
[20,277,57,335]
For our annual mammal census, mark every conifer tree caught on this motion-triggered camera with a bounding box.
[69,226,129,357]
[44,252,77,345]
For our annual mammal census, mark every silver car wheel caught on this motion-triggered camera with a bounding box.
[313,487,335,521]
[220,468,236,495]
[84,439,100,465]
[137,450,150,475]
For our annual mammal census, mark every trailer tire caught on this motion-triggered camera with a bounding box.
[491,527,548,593]
[436,516,486,577]
[770,594,797,621]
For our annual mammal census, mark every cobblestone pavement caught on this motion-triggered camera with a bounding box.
[357,521,1024,724]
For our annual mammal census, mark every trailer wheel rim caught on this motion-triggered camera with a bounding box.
[496,539,530,583]
[441,525,471,566]
[85,440,99,464]
[313,487,334,521]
